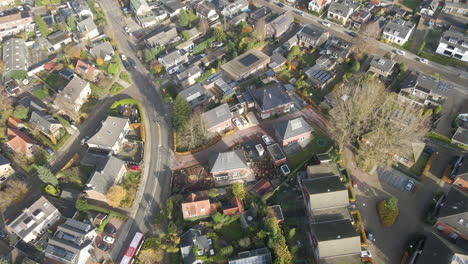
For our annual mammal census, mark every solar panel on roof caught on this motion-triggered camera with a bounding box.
[239,53,260,67]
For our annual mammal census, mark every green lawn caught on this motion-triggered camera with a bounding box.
[109,83,125,95]
[33,85,52,100]
[287,131,331,169]
[409,152,430,175]
[420,51,468,69]
[219,219,243,243]
[40,73,68,91]
[402,0,421,9]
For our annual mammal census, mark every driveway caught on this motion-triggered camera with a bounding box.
[344,148,449,264]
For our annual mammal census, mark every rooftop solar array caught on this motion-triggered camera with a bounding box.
[239,54,260,67]
[310,70,332,83]
[437,82,450,93]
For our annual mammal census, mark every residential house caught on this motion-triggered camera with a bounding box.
[453,127,468,147]
[350,10,371,30]
[60,68,75,81]
[265,11,294,39]
[434,187,468,242]
[0,0,15,6]
[221,49,270,81]
[214,78,235,98]
[176,40,195,53]
[71,0,93,19]
[75,60,101,82]
[309,0,331,13]
[5,196,62,243]
[6,128,37,158]
[185,27,201,41]
[443,0,468,16]
[274,117,313,147]
[250,83,293,119]
[321,36,352,62]
[44,218,97,264]
[178,83,215,109]
[451,155,468,191]
[3,79,21,96]
[90,41,115,61]
[284,34,298,50]
[0,12,34,40]
[299,164,350,223]
[144,26,178,48]
[368,54,396,78]
[196,2,219,22]
[382,18,415,45]
[304,64,335,89]
[327,2,354,25]
[249,6,272,23]
[420,0,439,16]
[436,26,468,62]
[414,232,468,264]
[84,156,127,202]
[135,11,163,28]
[309,219,362,263]
[181,191,213,219]
[158,50,189,74]
[249,179,273,197]
[229,12,248,27]
[266,143,286,166]
[163,0,185,17]
[18,94,47,112]
[399,71,449,106]
[7,116,24,129]
[214,0,249,17]
[202,103,232,133]
[297,24,330,49]
[2,38,29,79]
[180,229,214,264]
[201,49,227,67]
[76,17,99,40]
[54,76,91,118]
[208,150,254,186]
[222,197,244,215]
[29,111,63,138]
[130,0,151,16]
[47,30,73,51]
[175,66,202,87]
[268,52,287,69]
[86,116,130,154]
[0,153,14,181]
[228,248,272,264]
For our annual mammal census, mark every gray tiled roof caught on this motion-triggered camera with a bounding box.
[298,24,328,45]
[401,71,450,96]
[47,30,70,45]
[311,219,359,241]
[250,83,292,111]
[145,26,178,47]
[202,103,232,129]
[85,156,125,195]
[268,11,293,35]
[2,38,29,75]
[209,150,248,173]
[383,18,415,38]
[328,2,353,16]
[369,55,396,73]
[90,41,114,58]
[57,76,89,105]
[416,232,464,264]
[274,116,313,140]
[77,17,97,33]
[0,153,11,166]
[29,111,60,134]
[440,27,468,54]
[178,83,214,108]
[302,174,347,195]
[180,228,208,264]
[437,187,468,236]
[176,65,202,81]
[87,116,129,149]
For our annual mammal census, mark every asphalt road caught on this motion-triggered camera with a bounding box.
[257,0,468,95]
[97,0,174,261]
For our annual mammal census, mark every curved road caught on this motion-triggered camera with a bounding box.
[97,0,174,260]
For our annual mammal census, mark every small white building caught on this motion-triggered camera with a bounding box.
[382,19,415,45]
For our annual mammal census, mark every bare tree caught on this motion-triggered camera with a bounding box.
[0,180,29,211]
[198,18,209,36]
[253,18,266,41]
[352,22,381,60]
[329,77,430,171]
[139,249,164,264]
[176,112,208,151]
[0,90,12,112]
[0,60,5,74]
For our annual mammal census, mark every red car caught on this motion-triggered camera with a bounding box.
[129,165,140,171]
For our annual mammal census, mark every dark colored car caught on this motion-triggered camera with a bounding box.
[122,60,131,71]
[348,31,359,38]
[277,2,285,7]
[98,243,110,252]
[128,58,137,69]
[366,230,375,242]
[104,225,117,235]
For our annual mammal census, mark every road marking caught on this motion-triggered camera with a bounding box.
[155,120,162,147]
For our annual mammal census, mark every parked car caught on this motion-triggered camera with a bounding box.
[321,21,331,27]
[240,116,248,126]
[0,231,8,240]
[405,179,415,192]
[103,236,115,244]
[124,26,130,33]
[395,50,406,56]
[294,10,304,16]
[418,58,428,64]
[366,230,375,241]
[347,31,358,38]
[361,250,372,258]
[232,118,241,127]
[104,225,117,235]
[277,2,284,7]
[120,54,127,61]
[129,165,140,171]
[97,243,110,251]
[262,135,272,145]
[128,58,137,69]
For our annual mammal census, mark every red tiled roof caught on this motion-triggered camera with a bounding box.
[75,60,100,79]
[181,191,211,219]
[250,179,272,196]
[7,117,23,129]
[316,0,329,7]
[6,128,36,155]
[223,197,244,215]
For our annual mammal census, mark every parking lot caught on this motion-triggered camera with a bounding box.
[376,167,415,193]
[93,217,126,261]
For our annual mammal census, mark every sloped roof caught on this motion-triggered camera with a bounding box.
[87,116,129,149]
[181,192,211,218]
[437,187,468,236]
[250,83,292,112]
[369,55,396,73]
[29,111,61,134]
[77,17,97,33]
[310,219,360,257]
[0,153,11,166]
[90,41,114,58]
[453,127,468,146]
[56,76,89,104]
[209,150,248,173]
[85,156,125,195]
[75,60,100,79]
[268,11,293,34]
[6,128,36,155]
[274,117,313,140]
[417,232,468,264]
[145,26,178,46]
[202,103,232,129]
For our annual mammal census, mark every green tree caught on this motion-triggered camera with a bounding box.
[35,16,50,37]
[399,62,407,73]
[107,63,120,75]
[178,9,190,27]
[238,237,251,248]
[220,246,234,256]
[36,166,59,186]
[287,45,300,61]
[378,197,399,227]
[232,182,246,201]
[173,95,191,132]
[288,228,296,239]
[434,105,442,115]
[181,30,190,41]
[213,27,226,41]
[212,212,230,225]
[67,16,77,31]
[0,257,9,264]
[12,105,29,119]
[350,61,360,73]
[295,79,307,90]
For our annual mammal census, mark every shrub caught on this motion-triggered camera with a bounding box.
[220,245,234,256]
[238,237,251,248]
[119,72,131,83]
[378,197,399,227]
[110,83,125,95]
[45,184,59,196]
